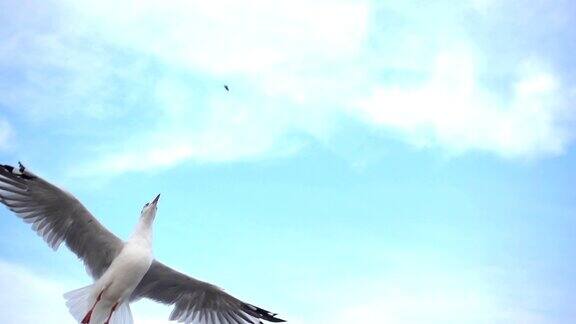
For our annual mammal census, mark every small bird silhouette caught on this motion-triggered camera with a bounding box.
[224,85,229,91]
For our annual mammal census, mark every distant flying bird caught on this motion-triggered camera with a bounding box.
[0,163,285,324]
[224,85,229,91]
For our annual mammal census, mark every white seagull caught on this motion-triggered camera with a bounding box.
[0,163,285,324]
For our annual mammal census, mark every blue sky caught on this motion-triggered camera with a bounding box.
[1,0,576,323]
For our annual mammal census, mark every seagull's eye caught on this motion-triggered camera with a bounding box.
[144,203,149,207]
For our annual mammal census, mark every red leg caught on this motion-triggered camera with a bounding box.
[81,291,104,324]
[104,302,118,324]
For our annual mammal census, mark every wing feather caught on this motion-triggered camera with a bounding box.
[0,163,123,278]
[132,261,285,323]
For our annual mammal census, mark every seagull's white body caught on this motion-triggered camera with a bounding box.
[65,198,158,324]
[95,218,154,305]
[97,240,152,302]
[86,228,153,323]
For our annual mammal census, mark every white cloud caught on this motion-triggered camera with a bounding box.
[352,51,571,158]
[63,0,369,75]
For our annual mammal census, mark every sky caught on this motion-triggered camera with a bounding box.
[1,0,576,323]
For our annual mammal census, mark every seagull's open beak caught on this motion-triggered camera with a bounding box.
[152,194,161,206]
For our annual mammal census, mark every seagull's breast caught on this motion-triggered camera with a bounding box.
[99,241,153,302]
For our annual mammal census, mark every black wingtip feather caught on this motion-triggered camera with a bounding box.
[1,162,36,180]
[1,164,14,173]
[241,303,286,323]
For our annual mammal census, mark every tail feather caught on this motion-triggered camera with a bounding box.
[110,302,134,324]
[64,285,133,324]
[64,285,94,322]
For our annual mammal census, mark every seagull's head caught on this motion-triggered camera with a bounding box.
[141,194,160,220]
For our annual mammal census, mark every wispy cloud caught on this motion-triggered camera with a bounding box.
[1,0,575,175]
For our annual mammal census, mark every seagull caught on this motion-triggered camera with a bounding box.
[224,85,229,91]
[0,163,285,324]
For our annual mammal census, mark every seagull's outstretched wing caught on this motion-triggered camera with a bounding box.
[0,163,123,278]
[132,260,286,323]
